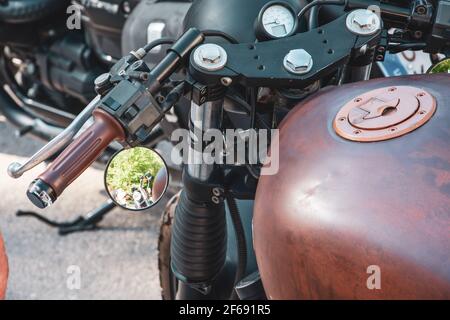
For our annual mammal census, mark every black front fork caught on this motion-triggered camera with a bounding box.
[171,172,227,296]
[170,97,229,297]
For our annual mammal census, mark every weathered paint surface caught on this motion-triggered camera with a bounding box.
[254,74,450,299]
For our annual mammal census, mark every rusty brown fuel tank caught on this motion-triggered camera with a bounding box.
[0,232,7,299]
[254,74,450,299]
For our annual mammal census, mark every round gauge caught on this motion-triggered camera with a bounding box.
[256,2,298,40]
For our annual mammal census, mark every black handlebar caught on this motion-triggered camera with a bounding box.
[346,1,412,27]
[346,0,450,53]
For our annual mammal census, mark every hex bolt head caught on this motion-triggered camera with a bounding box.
[346,9,381,36]
[353,11,376,28]
[283,49,313,75]
[200,46,221,63]
[193,44,228,71]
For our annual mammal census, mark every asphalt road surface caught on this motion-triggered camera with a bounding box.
[0,115,163,299]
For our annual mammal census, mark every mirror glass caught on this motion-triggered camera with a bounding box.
[428,58,450,74]
[105,147,168,211]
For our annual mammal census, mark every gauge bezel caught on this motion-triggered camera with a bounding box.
[255,1,299,41]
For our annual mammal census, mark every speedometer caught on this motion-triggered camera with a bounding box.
[256,2,298,40]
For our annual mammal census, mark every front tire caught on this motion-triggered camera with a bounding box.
[158,193,180,300]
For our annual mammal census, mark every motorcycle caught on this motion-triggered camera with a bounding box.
[6,0,450,300]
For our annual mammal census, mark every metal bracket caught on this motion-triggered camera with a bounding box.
[189,14,381,89]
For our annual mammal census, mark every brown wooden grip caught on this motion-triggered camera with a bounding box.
[38,109,126,197]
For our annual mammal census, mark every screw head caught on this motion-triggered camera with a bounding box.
[122,1,131,13]
[94,73,112,95]
[283,49,313,75]
[346,9,381,35]
[193,44,228,71]
[221,77,233,86]
[415,5,427,15]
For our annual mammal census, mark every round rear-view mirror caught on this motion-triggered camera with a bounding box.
[105,147,168,211]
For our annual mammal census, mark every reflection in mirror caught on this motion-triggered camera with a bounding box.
[428,58,450,74]
[105,147,168,211]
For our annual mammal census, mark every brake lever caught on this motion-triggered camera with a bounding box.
[7,95,101,179]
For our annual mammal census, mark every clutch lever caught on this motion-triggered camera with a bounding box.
[7,95,101,179]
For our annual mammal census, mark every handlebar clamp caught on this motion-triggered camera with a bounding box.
[97,78,163,146]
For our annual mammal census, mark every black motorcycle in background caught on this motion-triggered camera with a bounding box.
[0,0,191,144]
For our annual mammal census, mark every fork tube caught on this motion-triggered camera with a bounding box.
[171,97,228,296]
[187,99,223,181]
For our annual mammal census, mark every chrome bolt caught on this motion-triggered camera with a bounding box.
[346,9,381,36]
[193,44,228,71]
[200,46,221,64]
[221,77,233,86]
[283,49,313,75]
